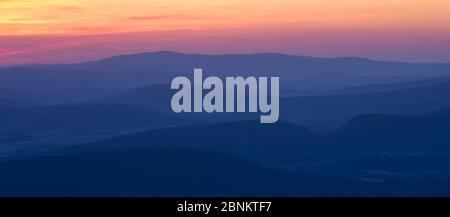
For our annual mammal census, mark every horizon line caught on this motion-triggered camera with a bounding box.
[1,50,450,68]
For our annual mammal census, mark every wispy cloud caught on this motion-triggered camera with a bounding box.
[127,15,191,20]
[52,5,83,12]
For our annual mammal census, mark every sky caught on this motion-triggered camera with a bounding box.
[0,0,450,64]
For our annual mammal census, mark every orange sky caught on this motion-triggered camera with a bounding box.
[1,0,450,64]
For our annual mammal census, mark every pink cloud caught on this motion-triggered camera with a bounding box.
[127,15,190,20]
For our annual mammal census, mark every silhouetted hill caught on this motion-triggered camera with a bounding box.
[31,104,182,131]
[0,97,34,107]
[52,51,329,81]
[0,87,125,105]
[52,51,450,77]
[3,51,450,95]
[75,121,321,166]
[94,84,171,111]
[90,83,268,124]
[0,104,181,132]
[88,78,450,130]
[63,52,450,93]
[326,76,450,95]
[88,79,450,131]
[0,146,408,196]
[0,67,134,104]
[0,67,104,90]
[0,104,193,156]
[283,81,450,130]
[327,108,450,152]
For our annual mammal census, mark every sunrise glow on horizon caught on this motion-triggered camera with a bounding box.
[1,0,450,64]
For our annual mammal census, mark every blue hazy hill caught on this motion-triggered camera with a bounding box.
[0,104,181,132]
[327,108,450,152]
[2,51,450,96]
[325,76,450,95]
[283,81,450,130]
[0,67,108,90]
[0,146,410,196]
[0,87,126,105]
[73,120,321,166]
[288,109,450,189]
[0,104,193,156]
[0,94,39,107]
[1,51,450,196]
[93,84,171,111]
[88,79,450,131]
[0,66,132,104]
[48,51,450,78]
[2,108,450,195]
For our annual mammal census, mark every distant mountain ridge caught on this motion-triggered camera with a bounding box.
[47,51,450,74]
[2,51,450,93]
